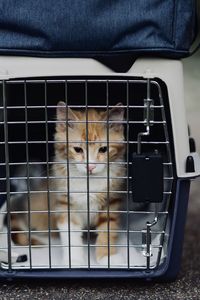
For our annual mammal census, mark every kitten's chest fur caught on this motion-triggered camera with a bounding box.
[54,164,124,226]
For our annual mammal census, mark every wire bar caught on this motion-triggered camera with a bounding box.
[2,81,12,271]
[24,81,32,269]
[106,80,110,268]
[85,81,91,269]
[44,80,52,268]
[65,81,72,269]
[126,81,130,268]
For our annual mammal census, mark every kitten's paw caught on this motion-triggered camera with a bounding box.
[97,253,125,267]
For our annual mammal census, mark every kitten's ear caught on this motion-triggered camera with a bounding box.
[108,103,125,130]
[57,101,77,128]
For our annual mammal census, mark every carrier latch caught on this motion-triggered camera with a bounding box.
[132,78,163,203]
[132,152,163,203]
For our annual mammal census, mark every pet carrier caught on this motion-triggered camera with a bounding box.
[0,0,199,281]
[0,57,199,281]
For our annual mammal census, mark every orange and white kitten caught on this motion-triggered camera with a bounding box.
[9,101,126,266]
[53,101,126,265]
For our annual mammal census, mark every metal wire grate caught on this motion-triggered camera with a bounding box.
[0,78,174,271]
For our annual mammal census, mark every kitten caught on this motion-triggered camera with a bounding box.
[53,101,126,265]
[10,101,126,266]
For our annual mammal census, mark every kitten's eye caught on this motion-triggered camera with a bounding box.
[74,147,83,153]
[99,146,107,153]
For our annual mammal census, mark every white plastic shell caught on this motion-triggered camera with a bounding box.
[0,56,199,178]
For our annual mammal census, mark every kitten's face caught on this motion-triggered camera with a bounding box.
[55,102,125,175]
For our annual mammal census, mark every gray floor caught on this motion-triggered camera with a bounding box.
[0,54,200,299]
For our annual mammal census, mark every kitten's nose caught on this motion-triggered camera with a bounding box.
[88,164,96,172]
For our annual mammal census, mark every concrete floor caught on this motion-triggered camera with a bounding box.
[0,53,200,299]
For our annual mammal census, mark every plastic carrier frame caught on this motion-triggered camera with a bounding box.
[0,58,199,281]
